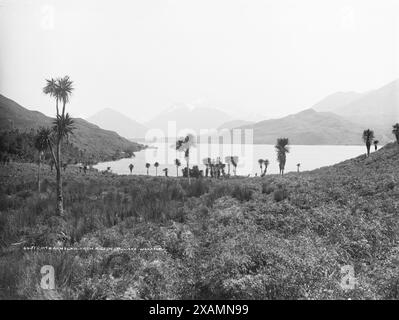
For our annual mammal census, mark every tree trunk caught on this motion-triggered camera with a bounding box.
[187,159,191,184]
[176,166,179,177]
[56,140,64,216]
[37,156,41,193]
[62,100,66,118]
[366,143,370,157]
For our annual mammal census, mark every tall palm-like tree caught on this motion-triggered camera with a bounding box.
[258,159,264,175]
[43,78,59,115]
[275,138,289,176]
[297,163,301,172]
[176,134,196,184]
[175,159,181,177]
[154,162,159,176]
[393,123,399,144]
[224,156,231,176]
[373,140,379,151]
[128,163,134,173]
[145,163,150,175]
[215,157,223,178]
[57,76,74,117]
[362,129,375,157]
[230,156,239,176]
[263,159,269,176]
[210,159,216,177]
[163,168,168,177]
[34,127,50,193]
[43,76,75,216]
[203,157,212,177]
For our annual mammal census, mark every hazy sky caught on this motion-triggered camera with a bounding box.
[1,0,398,122]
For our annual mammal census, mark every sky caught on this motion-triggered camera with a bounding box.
[1,0,398,123]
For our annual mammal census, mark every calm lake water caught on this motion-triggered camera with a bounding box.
[94,143,367,176]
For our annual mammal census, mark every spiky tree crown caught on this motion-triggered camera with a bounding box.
[35,127,51,152]
[362,129,375,144]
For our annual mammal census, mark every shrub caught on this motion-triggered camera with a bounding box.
[231,185,253,202]
[205,183,233,206]
[262,182,274,194]
[185,179,209,198]
[273,185,288,202]
[387,181,395,190]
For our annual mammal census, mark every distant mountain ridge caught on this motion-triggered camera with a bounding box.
[3,78,397,150]
[0,94,143,161]
[312,91,364,112]
[238,108,370,145]
[87,108,148,140]
[225,79,399,145]
[218,119,255,130]
[313,79,399,139]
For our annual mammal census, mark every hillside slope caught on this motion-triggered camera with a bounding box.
[239,108,368,145]
[87,108,148,140]
[332,80,399,131]
[218,119,255,130]
[0,94,144,160]
[313,80,399,141]
[313,91,363,112]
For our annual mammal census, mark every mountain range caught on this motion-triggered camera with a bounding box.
[238,108,366,145]
[2,78,398,148]
[235,79,399,145]
[312,79,399,142]
[312,91,364,112]
[84,79,399,145]
[0,95,143,161]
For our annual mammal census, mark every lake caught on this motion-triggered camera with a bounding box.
[94,143,368,176]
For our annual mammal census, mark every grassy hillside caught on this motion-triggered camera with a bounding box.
[0,143,398,299]
[0,95,144,161]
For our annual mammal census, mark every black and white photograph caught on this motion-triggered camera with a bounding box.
[0,0,399,305]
